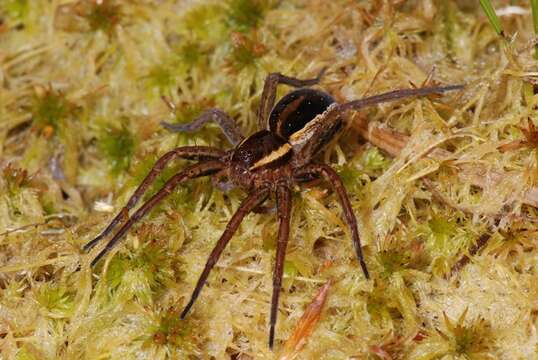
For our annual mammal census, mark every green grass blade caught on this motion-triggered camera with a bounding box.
[479,0,504,37]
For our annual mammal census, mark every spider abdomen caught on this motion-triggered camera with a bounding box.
[269,88,335,139]
[269,88,345,167]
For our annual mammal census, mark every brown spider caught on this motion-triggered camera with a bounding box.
[83,68,462,348]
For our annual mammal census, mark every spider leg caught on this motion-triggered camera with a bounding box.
[338,84,464,112]
[83,147,226,252]
[295,164,369,279]
[88,160,224,267]
[180,187,270,319]
[288,84,464,167]
[257,67,327,130]
[161,108,244,146]
[269,185,292,349]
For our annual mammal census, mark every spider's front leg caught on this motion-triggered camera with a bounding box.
[83,146,225,253]
[257,67,327,130]
[161,107,244,146]
[86,160,225,266]
[295,165,370,279]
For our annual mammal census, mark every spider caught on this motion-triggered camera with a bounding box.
[83,68,462,349]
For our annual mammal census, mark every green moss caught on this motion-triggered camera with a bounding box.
[336,164,364,190]
[31,90,74,133]
[2,0,29,21]
[376,249,409,278]
[99,124,135,174]
[131,243,174,291]
[145,63,177,94]
[106,255,131,289]
[181,3,227,43]
[226,0,268,31]
[36,284,75,317]
[283,260,298,278]
[361,147,390,173]
[178,42,205,67]
[426,215,458,252]
[439,310,495,357]
[150,308,198,352]
[15,347,37,360]
[228,32,266,69]
[87,1,121,34]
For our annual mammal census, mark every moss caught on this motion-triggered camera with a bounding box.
[361,147,390,173]
[86,1,121,34]
[3,163,30,195]
[226,0,269,31]
[36,284,75,318]
[31,89,75,134]
[2,0,29,21]
[227,32,267,70]
[99,124,135,174]
[1,0,538,358]
[15,347,37,360]
[181,3,227,44]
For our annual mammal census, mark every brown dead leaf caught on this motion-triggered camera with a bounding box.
[278,280,332,360]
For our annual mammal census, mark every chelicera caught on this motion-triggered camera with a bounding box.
[83,68,462,348]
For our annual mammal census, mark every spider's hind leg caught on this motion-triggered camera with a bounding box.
[295,164,369,279]
[257,67,327,130]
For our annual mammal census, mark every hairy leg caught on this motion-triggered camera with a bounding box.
[180,187,270,319]
[83,147,226,252]
[257,67,327,130]
[88,160,224,266]
[296,164,369,279]
[161,108,244,146]
[339,84,463,112]
[269,185,292,349]
[288,84,464,167]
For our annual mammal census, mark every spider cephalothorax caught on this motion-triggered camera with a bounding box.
[83,68,462,348]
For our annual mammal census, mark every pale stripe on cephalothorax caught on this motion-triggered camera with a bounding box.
[249,143,292,170]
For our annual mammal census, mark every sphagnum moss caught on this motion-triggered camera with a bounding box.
[1,1,538,359]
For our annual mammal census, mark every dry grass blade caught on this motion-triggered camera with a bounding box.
[278,280,332,360]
